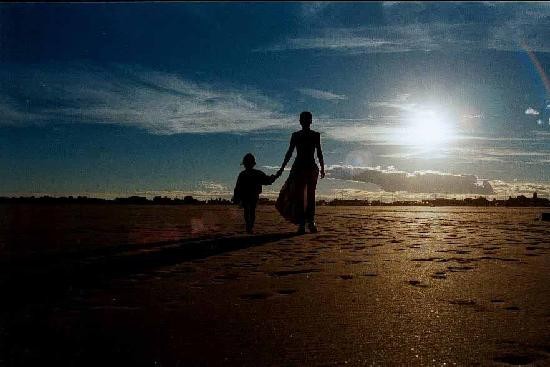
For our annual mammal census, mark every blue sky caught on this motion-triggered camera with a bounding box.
[1,2,550,199]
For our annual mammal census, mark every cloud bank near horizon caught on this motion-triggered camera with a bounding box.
[326,165,494,195]
[6,178,550,201]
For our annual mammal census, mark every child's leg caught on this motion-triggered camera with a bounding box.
[243,202,251,231]
[249,200,257,230]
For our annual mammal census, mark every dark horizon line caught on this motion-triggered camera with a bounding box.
[1,193,549,207]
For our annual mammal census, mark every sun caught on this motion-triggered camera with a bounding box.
[400,107,455,147]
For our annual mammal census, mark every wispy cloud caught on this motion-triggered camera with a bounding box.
[299,2,331,19]
[258,26,432,53]
[368,100,418,113]
[259,3,550,54]
[525,107,540,115]
[319,120,397,144]
[0,63,292,134]
[297,88,347,101]
[449,147,550,164]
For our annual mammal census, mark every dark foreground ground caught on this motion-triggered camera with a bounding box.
[0,205,549,366]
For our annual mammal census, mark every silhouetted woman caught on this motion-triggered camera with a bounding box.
[276,111,325,234]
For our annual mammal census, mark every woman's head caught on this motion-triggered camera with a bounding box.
[242,153,256,169]
[299,111,312,129]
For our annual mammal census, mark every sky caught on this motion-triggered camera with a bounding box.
[1,2,550,200]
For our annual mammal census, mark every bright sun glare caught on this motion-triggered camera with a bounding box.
[400,107,455,147]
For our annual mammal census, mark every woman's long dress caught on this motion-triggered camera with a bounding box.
[275,168,302,224]
[276,130,320,224]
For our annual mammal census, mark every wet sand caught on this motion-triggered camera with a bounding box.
[1,205,549,366]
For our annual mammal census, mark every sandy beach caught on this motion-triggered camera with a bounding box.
[1,205,549,366]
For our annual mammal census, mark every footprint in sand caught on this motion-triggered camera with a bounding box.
[449,299,477,306]
[408,280,429,288]
[454,250,471,254]
[361,273,378,277]
[269,269,321,277]
[431,271,447,279]
[276,289,297,295]
[478,256,520,262]
[344,259,367,265]
[412,257,442,262]
[493,352,545,365]
[212,273,240,283]
[535,344,550,355]
[300,255,317,261]
[239,291,274,300]
[172,266,196,274]
[447,265,475,272]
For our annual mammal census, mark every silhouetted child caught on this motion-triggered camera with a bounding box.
[233,153,279,234]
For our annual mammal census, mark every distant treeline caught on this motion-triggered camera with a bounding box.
[0,195,233,205]
[0,193,549,207]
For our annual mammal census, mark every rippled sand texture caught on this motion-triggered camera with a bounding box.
[1,206,549,366]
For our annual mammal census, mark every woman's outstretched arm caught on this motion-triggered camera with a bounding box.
[316,133,325,178]
[277,134,296,176]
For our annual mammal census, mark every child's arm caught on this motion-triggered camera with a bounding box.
[260,172,277,185]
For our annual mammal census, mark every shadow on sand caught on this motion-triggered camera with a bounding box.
[1,232,299,308]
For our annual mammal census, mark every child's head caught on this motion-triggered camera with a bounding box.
[242,153,256,169]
